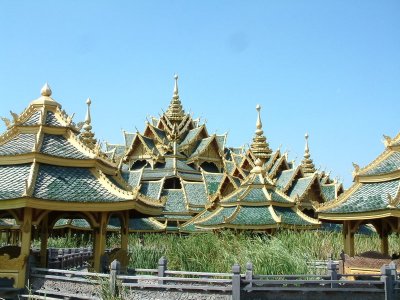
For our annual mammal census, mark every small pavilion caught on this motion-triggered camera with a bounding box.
[0,84,162,288]
[318,133,400,256]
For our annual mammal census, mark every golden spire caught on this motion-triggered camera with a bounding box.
[250,105,272,162]
[165,74,185,122]
[80,98,97,149]
[301,133,316,175]
[31,83,61,107]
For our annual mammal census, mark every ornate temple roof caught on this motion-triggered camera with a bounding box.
[318,133,400,220]
[190,159,320,231]
[0,84,163,215]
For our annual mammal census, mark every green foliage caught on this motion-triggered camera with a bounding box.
[31,230,400,275]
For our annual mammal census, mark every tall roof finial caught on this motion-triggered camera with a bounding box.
[80,98,97,149]
[173,74,179,98]
[301,132,316,175]
[41,83,52,97]
[250,104,272,162]
[165,74,185,122]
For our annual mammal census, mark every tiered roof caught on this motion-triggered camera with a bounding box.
[0,84,162,217]
[190,159,320,231]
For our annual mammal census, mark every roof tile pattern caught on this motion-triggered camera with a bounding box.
[22,110,41,126]
[230,206,276,225]
[41,134,89,159]
[162,190,187,213]
[363,152,400,176]
[0,164,31,199]
[324,180,400,213]
[45,111,63,127]
[0,134,36,155]
[183,182,208,206]
[34,164,127,202]
[140,181,163,199]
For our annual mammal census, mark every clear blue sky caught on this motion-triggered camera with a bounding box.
[0,1,399,188]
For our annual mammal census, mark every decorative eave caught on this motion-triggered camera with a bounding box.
[318,209,400,221]
[317,182,363,213]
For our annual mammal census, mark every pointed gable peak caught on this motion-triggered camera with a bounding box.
[80,98,97,149]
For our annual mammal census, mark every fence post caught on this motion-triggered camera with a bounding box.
[381,263,396,300]
[245,262,253,289]
[57,249,64,269]
[158,256,167,285]
[327,259,338,288]
[232,263,241,300]
[109,259,120,297]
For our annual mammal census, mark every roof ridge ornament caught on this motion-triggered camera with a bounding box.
[250,104,272,163]
[80,98,97,150]
[41,82,52,97]
[301,133,316,175]
[165,74,185,122]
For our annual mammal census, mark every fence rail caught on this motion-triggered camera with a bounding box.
[25,257,399,300]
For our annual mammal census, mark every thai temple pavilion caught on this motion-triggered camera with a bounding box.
[0,77,343,287]
[318,133,400,256]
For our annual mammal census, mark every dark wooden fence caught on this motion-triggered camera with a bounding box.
[25,257,399,300]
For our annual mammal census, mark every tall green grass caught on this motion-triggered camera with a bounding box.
[30,230,400,275]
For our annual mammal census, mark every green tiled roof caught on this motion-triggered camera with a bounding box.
[203,173,223,195]
[190,137,213,157]
[106,175,127,190]
[0,164,31,199]
[0,219,16,227]
[34,164,128,202]
[323,180,400,213]
[276,169,295,190]
[269,156,284,176]
[321,184,336,201]
[180,127,203,147]
[223,193,240,203]
[41,134,89,159]
[224,161,235,174]
[241,188,268,203]
[121,169,142,188]
[288,177,314,199]
[154,158,197,172]
[105,144,126,157]
[141,135,157,151]
[142,170,174,180]
[182,182,208,206]
[22,110,41,126]
[232,154,243,166]
[140,181,163,199]
[54,219,69,226]
[0,134,36,155]
[270,190,291,203]
[363,151,400,176]
[128,218,164,231]
[162,190,187,213]
[45,111,62,127]
[152,126,167,141]
[158,214,193,220]
[246,173,264,185]
[274,207,312,226]
[124,132,136,147]
[230,206,276,226]
[197,207,236,226]
[215,135,226,150]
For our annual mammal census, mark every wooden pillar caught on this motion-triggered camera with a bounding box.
[379,220,390,256]
[18,207,33,288]
[93,212,107,272]
[343,221,355,257]
[121,212,129,253]
[40,214,49,268]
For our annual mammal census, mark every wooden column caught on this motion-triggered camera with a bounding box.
[343,221,355,257]
[379,220,390,256]
[93,212,107,272]
[121,211,129,253]
[18,207,33,288]
[40,214,49,268]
